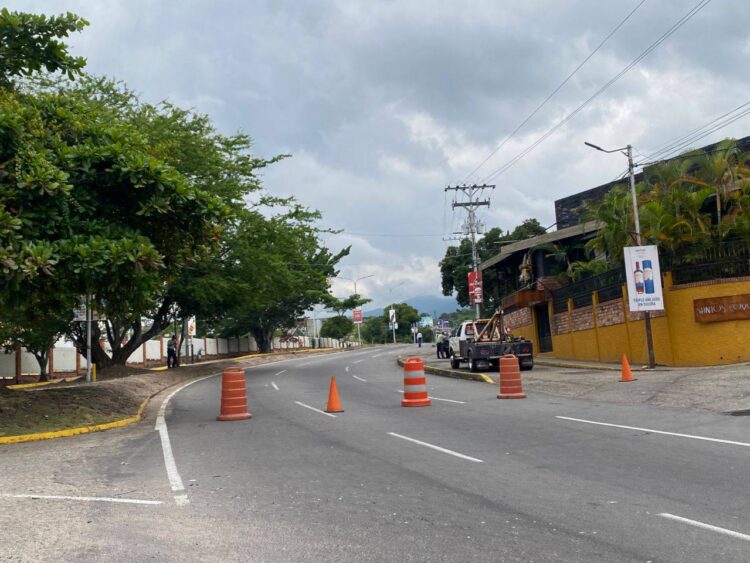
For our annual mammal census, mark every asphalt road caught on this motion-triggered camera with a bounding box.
[1,345,749,562]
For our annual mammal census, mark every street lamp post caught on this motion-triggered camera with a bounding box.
[338,274,374,343]
[585,141,655,369]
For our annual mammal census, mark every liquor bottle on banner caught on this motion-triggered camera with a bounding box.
[642,259,655,294]
[634,261,644,294]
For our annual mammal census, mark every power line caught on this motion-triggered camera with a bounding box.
[479,0,714,184]
[638,102,750,164]
[459,0,647,184]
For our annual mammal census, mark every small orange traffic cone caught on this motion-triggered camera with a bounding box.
[620,354,636,382]
[325,376,344,413]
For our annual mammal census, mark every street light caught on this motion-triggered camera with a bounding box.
[337,274,375,343]
[585,141,655,369]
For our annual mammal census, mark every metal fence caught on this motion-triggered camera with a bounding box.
[670,240,750,285]
[551,266,626,311]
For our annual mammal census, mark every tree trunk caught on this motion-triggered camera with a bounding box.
[251,328,274,353]
[31,350,49,382]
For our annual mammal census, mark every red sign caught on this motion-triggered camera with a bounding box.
[352,308,363,324]
[468,271,483,305]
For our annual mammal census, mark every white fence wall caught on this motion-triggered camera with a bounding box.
[146,339,162,361]
[218,338,228,355]
[54,348,80,372]
[127,345,144,365]
[206,338,217,356]
[228,338,239,354]
[0,351,15,379]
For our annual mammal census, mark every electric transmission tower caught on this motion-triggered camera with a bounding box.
[445,183,495,318]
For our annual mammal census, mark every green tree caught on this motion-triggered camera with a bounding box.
[210,209,349,352]
[382,302,419,342]
[0,9,88,88]
[320,316,353,340]
[361,315,387,343]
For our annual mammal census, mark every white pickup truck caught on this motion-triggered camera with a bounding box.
[447,318,534,372]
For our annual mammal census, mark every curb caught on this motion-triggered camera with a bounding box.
[8,380,65,390]
[396,357,495,384]
[534,359,650,372]
[0,398,150,445]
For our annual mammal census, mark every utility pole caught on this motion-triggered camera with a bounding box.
[445,183,495,319]
[585,142,655,369]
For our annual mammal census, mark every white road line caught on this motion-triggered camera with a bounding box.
[659,513,750,542]
[345,366,350,372]
[353,359,365,364]
[387,432,483,462]
[271,382,279,391]
[275,370,287,376]
[294,401,337,418]
[0,494,162,506]
[396,390,465,404]
[155,373,219,505]
[352,375,367,382]
[556,416,750,448]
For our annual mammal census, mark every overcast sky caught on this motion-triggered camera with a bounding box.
[13,0,750,308]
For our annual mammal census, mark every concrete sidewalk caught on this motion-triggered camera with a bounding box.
[421,356,750,414]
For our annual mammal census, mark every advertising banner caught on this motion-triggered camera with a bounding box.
[352,308,363,324]
[187,316,197,336]
[623,245,664,312]
[468,271,483,305]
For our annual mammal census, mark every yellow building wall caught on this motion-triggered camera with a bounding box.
[540,273,750,366]
[664,275,750,366]
[595,323,630,362]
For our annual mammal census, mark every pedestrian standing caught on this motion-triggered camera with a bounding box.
[417,331,423,347]
[436,332,445,358]
[167,335,178,368]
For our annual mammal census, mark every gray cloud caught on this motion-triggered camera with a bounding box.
[10,0,750,307]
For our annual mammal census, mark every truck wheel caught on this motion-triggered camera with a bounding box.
[450,352,460,370]
[468,354,479,373]
[520,358,534,371]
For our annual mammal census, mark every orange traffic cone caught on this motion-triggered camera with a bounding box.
[216,366,252,421]
[620,354,636,382]
[497,354,526,399]
[325,376,344,413]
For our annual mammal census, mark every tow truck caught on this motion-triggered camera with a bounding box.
[447,311,534,372]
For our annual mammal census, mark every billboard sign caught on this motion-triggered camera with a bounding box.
[352,308,363,324]
[187,316,197,336]
[468,271,483,305]
[623,245,664,312]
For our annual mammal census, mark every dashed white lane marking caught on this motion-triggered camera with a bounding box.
[659,513,750,542]
[275,370,287,376]
[271,382,279,391]
[396,390,465,404]
[352,375,367,382]
[387,432,483,463]
[0,494,162,506]
[295,401,337,418]
[353,359,365,364]
[556,416,750,448]
[345,366,350,372]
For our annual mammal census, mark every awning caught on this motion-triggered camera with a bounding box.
[480,220,603,271]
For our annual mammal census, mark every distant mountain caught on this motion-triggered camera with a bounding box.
[365,294,461,318]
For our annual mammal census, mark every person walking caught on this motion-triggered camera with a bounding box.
[416,331,423,347]
[167,335,178,368]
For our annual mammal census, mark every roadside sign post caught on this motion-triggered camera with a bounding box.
[389,308,397,344]
[352,308,363,342]
[86,295,92,383]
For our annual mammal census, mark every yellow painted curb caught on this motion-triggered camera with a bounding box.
[8,380,65,390]
[535,360,623,372]
[0,398,150,446]
[396,357,494,384]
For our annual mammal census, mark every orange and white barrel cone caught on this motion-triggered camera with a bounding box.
[325,376,344,413]
[620,354,636,382]
[216,366,252,421]
[401,357,431,407]
[498,354,526,399]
